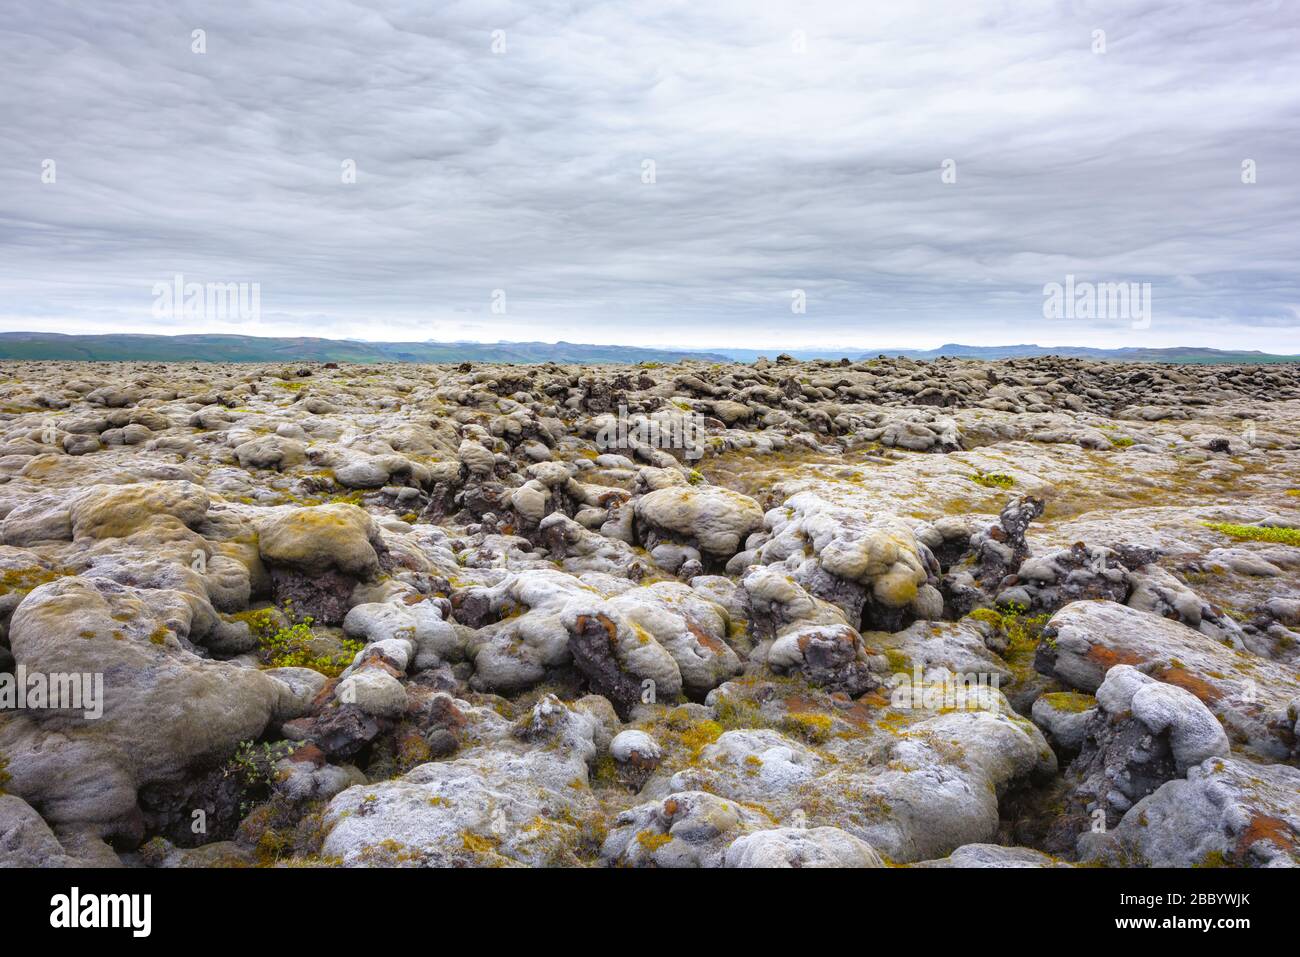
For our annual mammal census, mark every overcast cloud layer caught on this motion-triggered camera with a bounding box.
[2,0,1298,351]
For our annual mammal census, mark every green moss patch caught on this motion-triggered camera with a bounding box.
[257,617,362,677]
[1039,691,1097,714]
[1202,522,1300,546]
[969,471,1014,490]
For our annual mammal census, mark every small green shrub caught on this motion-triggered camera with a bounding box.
[258,616,362,677]
[224,740,297,815]
[230,607,278,640]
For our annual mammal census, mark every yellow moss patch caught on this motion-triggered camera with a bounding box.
[714,695,764,730]
[781,711,834,744]
[0,565,75,597]
[461,832,500,854]
[635,830,673,852]
[678,719,724,752]
[882,647,911,674]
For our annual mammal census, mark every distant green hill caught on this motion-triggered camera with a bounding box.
[711,343,1300,364]
[2,333,1293,366]
[876,343,1300,364]
[0,333,727,365]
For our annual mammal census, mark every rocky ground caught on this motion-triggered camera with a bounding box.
[0,354,1297,869]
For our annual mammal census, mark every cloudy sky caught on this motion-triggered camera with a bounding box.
[2,0,1298,352]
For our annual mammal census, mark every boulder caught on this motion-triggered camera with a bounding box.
[0,577,296,836]
[69,481,210,540]
[724,826,884,868]
[601,791,771,867]
[257,503,383,579]
[634,486,764,560]
[1037,600,1300,760]
[1081,756,1300,867]
[321,697,602,866]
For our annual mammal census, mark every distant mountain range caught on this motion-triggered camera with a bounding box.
[880,343,1300,364]
[0,333,727,365]
[712,343,1300,364]
[0,332,1294,365]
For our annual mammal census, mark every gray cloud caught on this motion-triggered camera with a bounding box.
[1,0,1298,350]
